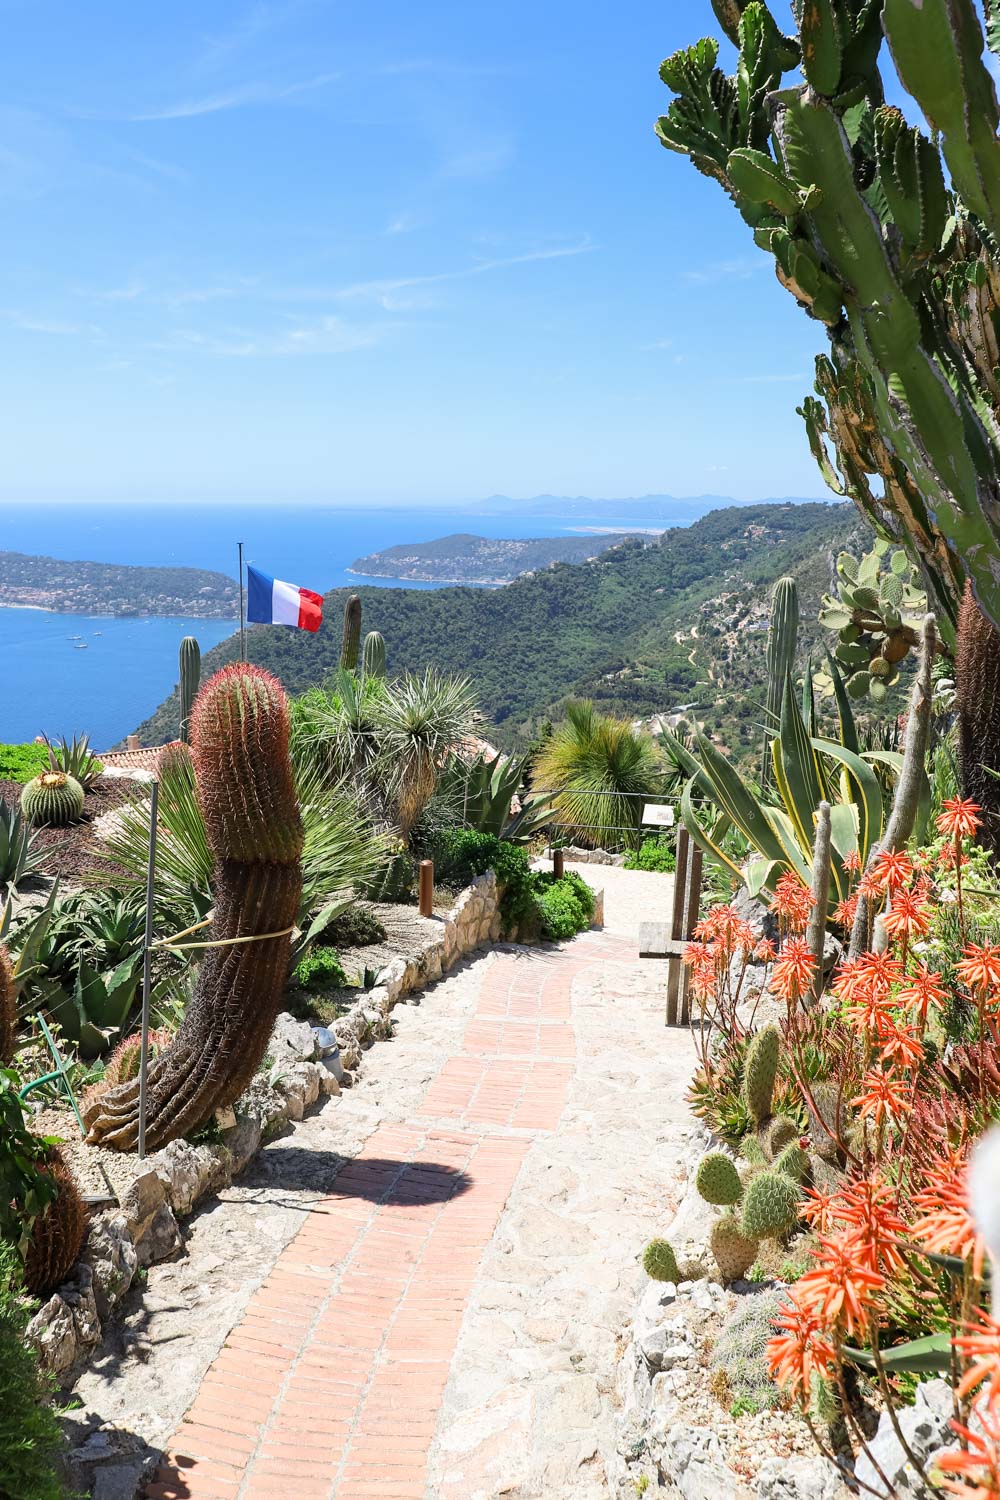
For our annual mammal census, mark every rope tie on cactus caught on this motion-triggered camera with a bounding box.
[153,924,296,952]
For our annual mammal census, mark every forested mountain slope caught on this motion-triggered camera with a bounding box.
[135,502,860,748]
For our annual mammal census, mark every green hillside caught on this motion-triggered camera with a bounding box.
[135,501,861,749]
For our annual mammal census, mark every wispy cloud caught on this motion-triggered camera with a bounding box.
[682,257,763,286]
[75,71,339,123]
[195,3,307,72]
[639,337,673,351]
[152,314,383,358]
[334,241,596,306]
[2,310,103,337]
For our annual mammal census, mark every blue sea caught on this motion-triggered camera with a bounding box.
[0,501,664,748]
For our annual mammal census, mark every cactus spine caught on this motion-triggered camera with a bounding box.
[741,1169,800,1239]
[101,1027,174,1088]
[642,1239,679,1283]
[22,1147,87,1295]
[743,1025,780,1126]
[340,594,362,672]
[0,946,14,1065]
[362,630,386,680]
[21,772,84,827]
[83,664,304,1151]
[179,636,201,744]
[762,577,798,791]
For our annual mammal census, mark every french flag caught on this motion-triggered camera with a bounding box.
[246,566,323,633]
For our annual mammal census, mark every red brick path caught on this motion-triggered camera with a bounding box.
[144,937,630,1500]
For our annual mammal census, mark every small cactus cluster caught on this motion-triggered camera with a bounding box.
[22,1147,88,1295]
[709,1288,790,1415]
[817,544,931,704]
[21,771,85,827]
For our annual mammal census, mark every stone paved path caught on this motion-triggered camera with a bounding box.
[104,865,695,1500]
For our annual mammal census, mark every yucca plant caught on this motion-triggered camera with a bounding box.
[372,669,481,835]
[46,733,103,791]
[290,669,384,787]
[533,700,662,850]
[0,802,47,901]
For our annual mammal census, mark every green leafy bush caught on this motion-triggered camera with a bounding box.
[0,1244,66,1500]
[624,837,676,872]
[317,904,387,949]
[292,947,349,991]
[534,872,593,941]
[0,744,50,785]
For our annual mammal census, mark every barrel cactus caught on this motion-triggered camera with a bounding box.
[0,946,14,1065]
[22,1147,87,1295]
[642,1238,679,1283]
[362,629,386,680]
[179,635,201,743]
[21,772,84,827]
[696,1152,743,1206]
[340,594,362,672]
[83,663,304,1152]
[743,1025,780,1126]
[741,1170,801,1240]
[101,1027,174,1089]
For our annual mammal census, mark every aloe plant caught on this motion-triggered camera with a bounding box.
[0,802,47,900]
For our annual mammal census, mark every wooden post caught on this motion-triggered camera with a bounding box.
[678,845,703,1026]
[665,827,690,1025]
[553,848,565,880]
[418,859,434,918]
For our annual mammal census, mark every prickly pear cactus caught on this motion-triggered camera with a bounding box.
[773,1141,810,1183]
[740,1169,800,1240]
[742,1025,780,1127]
[21,771,84,827]
[763,1114,799,1160]
[710,1213,759,1283]
[817,542,934,704]
[695,1152,743,1206]
[642,1239,679,1283]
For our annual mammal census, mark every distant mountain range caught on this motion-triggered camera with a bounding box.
[351,531,640,585]
[470,493,827,523]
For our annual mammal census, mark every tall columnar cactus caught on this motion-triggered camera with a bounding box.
[806,800,832,1002]
[83,664,304,1151]
[21,772,84,828]
[340,594,362,672]
[761,576,798,791]
[362,630,386,681]
[656,0,1000,833]
[0,946,14,1065]
[178,636,201,744]
[743,1024,780,1126]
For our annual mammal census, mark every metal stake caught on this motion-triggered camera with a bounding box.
[238,541,246,663]
[138,779,159,1161]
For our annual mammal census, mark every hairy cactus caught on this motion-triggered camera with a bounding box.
[21,771,84,828]
[743,1025,780,1126]
[761,576,798,791]
[774,1141,810,1183]
[741,1169,800,1239]
[340,594,362,672]
[362,630,386,680]
[643,1238,679,1283]
[764,1114,799,1160]
[710,1213,759,1283]
[179,635,201,744]
[0,946,14,1065]
[100,1027,174,1089]
[709,1289,788,1413]
[696,1152,743,1206]
[83,664,303,1151]
[22,1147,87,1295]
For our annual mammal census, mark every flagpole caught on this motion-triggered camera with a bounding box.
[238,541,246,662]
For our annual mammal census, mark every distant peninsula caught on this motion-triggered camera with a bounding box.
[350,531,644,585]
[0,551,239,618]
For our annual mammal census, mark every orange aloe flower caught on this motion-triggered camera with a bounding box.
[856,949,905,998]
[938,1408,1000,1500]
[831,894,858,929]
[770,937,816,1004]
[754,937,776,963]
[843,849,862,875]
[957,942,1000,998]
[896,963,948,1023]
[954,1311,1000,1407]
[794,1231,886,1339]
[883,888,932,942]
[872,848,915,892]
[936,797,983,840]
[832,1175,908,1274]
[857,869,884,903]
[800,1186,842,1234]
[765,1290,838,1406]
[911,1147,986,1279]
[772,871,813,932]
[878,1021,925,1071]
[851,1068,912,1127]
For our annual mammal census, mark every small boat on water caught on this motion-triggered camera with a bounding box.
[74,643,88,650]
[92,631,102,636]
[68,634,82,640]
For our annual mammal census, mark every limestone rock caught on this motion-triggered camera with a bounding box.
[153,1138,230,1217]
[654,1425,731,1500]
[271,1012,318,1063]
[135,1202,181,1267]
[854,1378,954,1498]
[666,1173,723,1280]
[758,1455,846,1500]
[81,1213,138,1319]
[27,1264,101,1376]
[116,1167,166,1242]
[220,1113,263,1173]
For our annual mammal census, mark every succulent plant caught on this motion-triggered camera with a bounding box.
[743,1025,780,1127]
[100,1027,174,1088]
[709,1288,789,1414]
[764,1114,799,1160]
[642,1238,679,1283]
[761,576,798,791]
[816,543,935,704]
[773,1141,810,1183]
[362,630,386,680]
[21,772,84,828]
[695,1152,743,1206]
[741,1169,801,1240]
[710,1213,759,1283]
[0,946,14,1065]
[83,664,304,1151]
[340,594,362,672]
[22,1147,87,1295]
[179,636,201,744]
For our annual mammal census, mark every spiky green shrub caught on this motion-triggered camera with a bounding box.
[642,1239,679,1283]
[743,1026,780,1126]
[0,802,47,900]
[533,700,661,851]
[696,1152,743,1206]
[21,773,84,828]
[47,734,102,792]
[0,1244,66,1500]
[709,1290,788,1415]
[741,1170,801,1240]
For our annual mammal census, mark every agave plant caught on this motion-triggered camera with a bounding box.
[0,802,47,901]
[437,750,554,843]
[46,733,103,792]
[533,700,662,850]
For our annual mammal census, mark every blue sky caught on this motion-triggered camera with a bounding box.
[0,1,835,507]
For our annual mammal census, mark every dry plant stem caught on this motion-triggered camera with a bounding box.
[806,800,832,1004]
[850,615,936,959]
[834,1361,900,1499]
[867,1320,937,1494]
[802,1415,884,1500]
